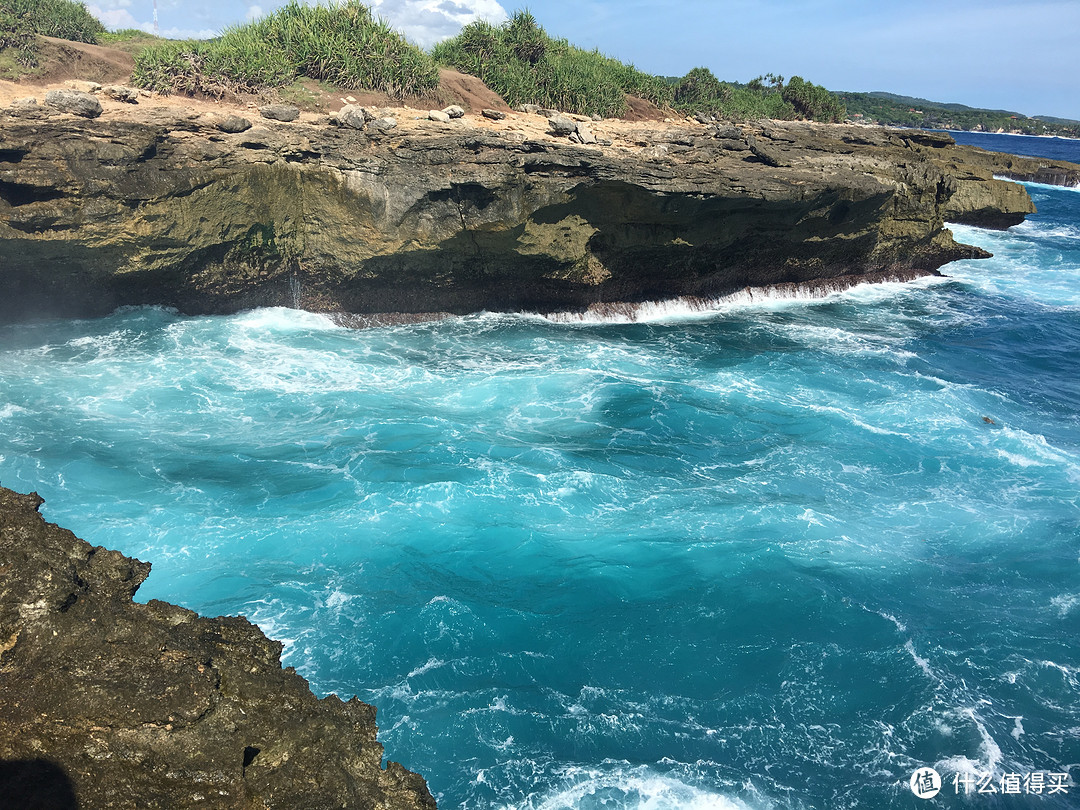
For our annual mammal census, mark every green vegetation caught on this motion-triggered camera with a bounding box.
[672,68,845,123]
[131,0,438,98]
[838,91,1080,138]
[0,0,104,69]
[4,0,850,128]
[98,28,166,56]
[431,10,673,117]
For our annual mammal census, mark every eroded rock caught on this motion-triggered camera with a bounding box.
[0,485,436,810]
[0,112,1069,324]
[547,114,577,136]
[259,104,300,122]
[214,114,253,134]
[44,89,102,119]
[103,85,139,104]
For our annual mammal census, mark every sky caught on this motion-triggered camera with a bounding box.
[86,0,1080,121]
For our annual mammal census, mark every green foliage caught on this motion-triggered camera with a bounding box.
[839,90,1080,137]
[97,29,167,56]
[131,0,439,98]
[0,0,105,68]
[671,71,843,123]
[432,10,673,117]
[673,67,725,109]
[781,75,845,123]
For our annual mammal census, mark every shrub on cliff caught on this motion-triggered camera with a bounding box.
[673,69,845,123]
[0,0,105,68]
[131,0,439,98]
[432,10,673,117]
[781,75,845,123]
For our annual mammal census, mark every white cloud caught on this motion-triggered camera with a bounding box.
[367,0,509,48]
[246,5,264,21]
[88,4,219,39]
[86,5,146,30]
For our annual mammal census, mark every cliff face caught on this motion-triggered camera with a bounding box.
[0,486,436,810]
[0,105,1071,323]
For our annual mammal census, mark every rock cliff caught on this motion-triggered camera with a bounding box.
[0,104,1076,323]
[0,485,436,810]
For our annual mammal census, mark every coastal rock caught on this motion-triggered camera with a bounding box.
[747,134,787,167]
[482,109,506,120]
[370,116,398,132]
[102,85,139,104]
[259,104,300,122]
[64,80,101,94]
[441,105,465,119]
[575,122,597,145]
[333,103,369,130]
[547,114,577,136]
[0,112,1069,323]
[429,110,452,123]
[214,114,253,134]
[43,89,102,119]
[0,485,436,810]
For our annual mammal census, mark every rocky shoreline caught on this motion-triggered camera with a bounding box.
[2,93,1078,325]
[0,485,436,809]
[3,87,1080,808]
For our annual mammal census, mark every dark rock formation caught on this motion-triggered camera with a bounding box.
[214,114,253,134]
[0,107,1074,324]
[0,485,436,810]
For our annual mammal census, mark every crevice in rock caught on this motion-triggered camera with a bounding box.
[0,180,65,207]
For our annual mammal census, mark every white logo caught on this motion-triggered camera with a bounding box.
[911,767,942,799]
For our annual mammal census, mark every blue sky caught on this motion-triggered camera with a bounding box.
[87,0,1080,120]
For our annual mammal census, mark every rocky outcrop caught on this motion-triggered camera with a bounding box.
[0,485,436,810]
[932,139,1080,227]
[0,106,1072,323]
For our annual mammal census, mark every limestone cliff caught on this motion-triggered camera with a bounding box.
[0,105,1074,323]
[0,485,436,810]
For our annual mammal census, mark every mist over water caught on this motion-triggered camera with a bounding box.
[1,142,1078,808]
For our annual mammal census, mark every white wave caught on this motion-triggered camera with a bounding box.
[534,275,936,326]
[408,657,447,678]
[993,176,1080,193]
[934,707,1004,780]
[904,640,935,680]
[1050,594,1080,617]
[506,768,764,810]
[1010,220,1080,240]
[0,403,26,418]
[1011,717,1025,740]
[230,306,343,332]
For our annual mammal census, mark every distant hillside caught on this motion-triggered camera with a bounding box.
[1034,114,1080,126]
[865,91,1022,117]
[836,90,1080,138]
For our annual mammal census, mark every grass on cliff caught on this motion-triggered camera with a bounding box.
[131,0,439,98]
[0,0,105,71]
[431,10,673,117]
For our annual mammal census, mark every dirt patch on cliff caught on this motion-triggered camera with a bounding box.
[275,68,510,115]
[622,94,667,122]
[436,68,511,112]
[16,36,134,86]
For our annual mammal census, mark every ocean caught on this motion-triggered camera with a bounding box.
[0,132,1077,809]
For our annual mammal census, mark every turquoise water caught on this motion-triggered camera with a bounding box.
[1,168,1079,808]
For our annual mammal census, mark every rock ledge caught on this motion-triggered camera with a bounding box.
[0,485,435,810]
